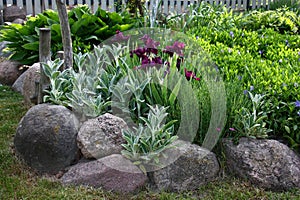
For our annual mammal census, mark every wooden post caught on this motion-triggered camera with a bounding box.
[38,28,51,104]
[57,51,64,60]
[56,50,65,71]
[56,0,73,69]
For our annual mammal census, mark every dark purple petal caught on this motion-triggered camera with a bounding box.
[152,56,163,65]
[176,57,183,70]
[163,48,174,57]
[148,48,158,55]
[140,34,150,43]
[144,38,160,49]
[141,55,150,65]
[130,47,146,58]
[184,68,200,81]
[112,30,130,42]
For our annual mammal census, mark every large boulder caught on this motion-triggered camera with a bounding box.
[223,137,300,191]
[61,154,148,193]
[0,60,22,86]
[14,104,79,174]
[22,63,40,107]
[77,113,128,159]
[3,6,26,22]
[148,140,220,192]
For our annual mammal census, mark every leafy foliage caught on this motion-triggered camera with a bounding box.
[235,92,272,139]
[43,44,127,118]
[172,3,300,150]
[121,105,178,172]
[0,5,136,65]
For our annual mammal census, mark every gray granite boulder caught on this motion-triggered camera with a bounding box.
[77,113,128,159]
[61,154,148,193]
[14,104,79,174]
[3,6,26,22]
[22,63,40,107]
[0,60,22,85]
[148,140,220,192]
[223,137,300,191]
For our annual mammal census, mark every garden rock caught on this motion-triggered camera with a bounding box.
[3,6,26,22]
[22,63,40,107]
[149,140,220,192]
[12,18,25,24]
[77,113,128,159]
[61,154,148,193]
[223,137,300,191]
[14,104,79,174]
[0,60,22,85]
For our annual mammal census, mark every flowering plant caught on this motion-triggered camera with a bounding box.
[113,31,201,81]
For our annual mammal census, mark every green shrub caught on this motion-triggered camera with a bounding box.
[238,7,300,34]
[0,5,136,65]
[183,6,300,150]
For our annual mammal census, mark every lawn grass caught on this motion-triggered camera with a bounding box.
[0,85,300,199]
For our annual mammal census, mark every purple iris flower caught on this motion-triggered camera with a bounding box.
[164,41,185,57]
[229,31,234,38]
[151,57,163,65]
[250,86,254,91]
[131,47,146,58]
[112,30,130,42]
[140,34,160,49]
[184,68,200,81]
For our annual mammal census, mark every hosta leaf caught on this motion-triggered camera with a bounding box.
[22,42,39,51]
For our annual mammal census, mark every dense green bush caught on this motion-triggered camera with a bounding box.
[180,3,300,150]
[0,5,136,65]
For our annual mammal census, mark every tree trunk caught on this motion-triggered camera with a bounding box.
[55,0,73,69]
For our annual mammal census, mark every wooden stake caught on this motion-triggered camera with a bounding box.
[38,28,51,104]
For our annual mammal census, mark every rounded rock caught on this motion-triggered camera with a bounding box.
[14,104,79,173]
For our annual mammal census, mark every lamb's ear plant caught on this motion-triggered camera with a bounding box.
[236,92,272,139]
[121,104,178,173]
[42,59,72,106]
[43,45,126,119]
